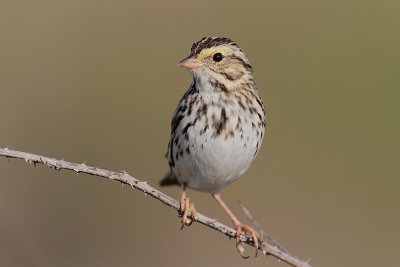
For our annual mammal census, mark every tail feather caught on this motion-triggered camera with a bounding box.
[159,171,179,186]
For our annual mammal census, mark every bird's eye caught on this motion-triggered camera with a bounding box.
[212,52,224,62]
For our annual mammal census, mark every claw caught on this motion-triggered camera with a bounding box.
[235,224,260,258]
[179,194,197,228]
[236,238,250,259]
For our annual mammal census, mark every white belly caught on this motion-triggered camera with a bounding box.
[172,115,262,193]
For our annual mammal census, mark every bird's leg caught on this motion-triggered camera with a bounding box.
[180,184,197,228]
[212,193,260,258]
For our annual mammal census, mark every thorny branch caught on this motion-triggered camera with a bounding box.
[0,147,311,267]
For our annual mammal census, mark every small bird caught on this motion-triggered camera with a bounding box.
[160,37,266,257]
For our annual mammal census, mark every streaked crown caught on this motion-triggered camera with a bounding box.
[190,37,240,55]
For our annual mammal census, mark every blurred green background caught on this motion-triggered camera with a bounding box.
[1,1,399,266]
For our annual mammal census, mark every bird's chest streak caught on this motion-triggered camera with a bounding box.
[171,105,262,192]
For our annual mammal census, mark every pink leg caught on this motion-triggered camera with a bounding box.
[212,193,259,258]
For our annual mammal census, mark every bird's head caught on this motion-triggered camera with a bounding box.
[178,37,254,91]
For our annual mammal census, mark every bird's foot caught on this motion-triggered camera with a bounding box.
[235,224,260,259]
[179,195,197,228]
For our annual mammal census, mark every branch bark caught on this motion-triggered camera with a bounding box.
[0,147,311,267]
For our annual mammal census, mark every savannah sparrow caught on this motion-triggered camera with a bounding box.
[160,37,266,257]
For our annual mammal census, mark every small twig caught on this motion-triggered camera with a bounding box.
[0,147,311,267]
[239,201,266,242]
[239,202,288,254]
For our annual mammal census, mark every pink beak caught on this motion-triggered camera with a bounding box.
[178,56,203,69]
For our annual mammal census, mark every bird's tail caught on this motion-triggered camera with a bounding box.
[159,171,179,186]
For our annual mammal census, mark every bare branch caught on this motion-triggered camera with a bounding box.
[0,147,311,267]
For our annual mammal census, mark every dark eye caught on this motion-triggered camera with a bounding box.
[212,52,224,62]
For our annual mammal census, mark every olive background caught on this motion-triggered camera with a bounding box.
[0,1,399,266]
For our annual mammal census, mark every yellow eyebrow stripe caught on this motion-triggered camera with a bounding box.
[198,46,230,58]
